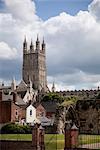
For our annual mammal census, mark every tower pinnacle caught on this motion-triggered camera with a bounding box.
[36,34,40,51]
[24,36,27,43]
[52,81,55,92]
[11,77,16,91]
[37,34,39,42]
[23,36,27,52]
[30,39,34,52]
[42,37,45,51]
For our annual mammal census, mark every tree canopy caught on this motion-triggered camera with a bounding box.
[42,93,79,107]
[60,96,79,107]
[41,93,64,104]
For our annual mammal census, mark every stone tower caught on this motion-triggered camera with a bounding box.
[22,36,47,91]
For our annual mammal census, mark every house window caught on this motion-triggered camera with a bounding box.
[16,111,18,115]
[41,112,44,117]
[15,109,18,116]
[30,110,32,116]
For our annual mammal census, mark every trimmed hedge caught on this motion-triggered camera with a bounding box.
[1,123,32,134]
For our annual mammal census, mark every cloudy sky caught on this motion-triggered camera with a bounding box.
[0,0,100,91]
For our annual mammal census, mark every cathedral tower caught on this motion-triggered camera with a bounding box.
[22,36,47,91]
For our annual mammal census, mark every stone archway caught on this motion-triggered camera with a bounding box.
[56,105,79,134]
[65,105,79,128]
[64,105,79,149]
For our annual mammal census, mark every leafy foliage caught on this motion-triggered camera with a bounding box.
[76,99,100,111]
[60,96,78,107]
[42,93,64,104]
[1,123,32,134]
[96,93,100,99]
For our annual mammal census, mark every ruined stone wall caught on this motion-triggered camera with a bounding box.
[78,108,99,134]
[57,89,100,100]
[76,100,100,134]
[56,100,100,134]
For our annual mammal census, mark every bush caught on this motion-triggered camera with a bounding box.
[44,125,57,134]
[1,123,32,134]
[22,125,32,133]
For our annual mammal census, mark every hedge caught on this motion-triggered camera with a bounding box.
[1,123,32,134]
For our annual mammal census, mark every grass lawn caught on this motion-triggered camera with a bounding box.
[79,134,100,144]
[0,134,32,141]
[0,134,100,150]
[45,134,64,150]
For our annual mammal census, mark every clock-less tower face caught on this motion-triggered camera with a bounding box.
[22,37,47,91]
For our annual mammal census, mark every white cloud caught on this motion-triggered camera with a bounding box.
[89,0,100,21]
[0,42,18,59]
[0,0,42,60]
[4,0,39,23]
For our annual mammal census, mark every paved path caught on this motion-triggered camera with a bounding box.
[79,143,100,149]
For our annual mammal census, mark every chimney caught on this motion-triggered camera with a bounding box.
[0,90,2,102]
[13,92,17,103]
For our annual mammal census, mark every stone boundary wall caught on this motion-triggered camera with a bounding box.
[0,140,90,150]
[0,140,33,150]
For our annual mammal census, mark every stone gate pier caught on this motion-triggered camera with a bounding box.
[64,121,79,150]
[32,123,45,150]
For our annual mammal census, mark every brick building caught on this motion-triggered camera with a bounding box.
[0,90,26,128]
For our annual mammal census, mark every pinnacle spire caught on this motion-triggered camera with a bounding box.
[23,35,27,52]
[24,35,27,43]
[37,34,39,42]
[43,37,44,44]
[42,37,45,51]
[12,76,15,83]
[30,39,34,52]
[11,77,16,91]
[31,38,33,45]
[52,81,55,92]
[36,34,40,51]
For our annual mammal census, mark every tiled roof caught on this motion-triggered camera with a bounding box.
[16,80,27,91]
[17,91,27,99]
[16,95,26,106]
[41,101,58,113]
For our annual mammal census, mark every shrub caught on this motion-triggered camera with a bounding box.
[44,125,57,134]
[1,123,32,134]
[22,125,32,133]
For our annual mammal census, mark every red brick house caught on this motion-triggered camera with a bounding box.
[0,90,26,127]
[35,103,46,118]
[42,101,57,119]
[39,101,58,125]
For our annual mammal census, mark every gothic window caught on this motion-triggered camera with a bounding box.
[30,110,32,116]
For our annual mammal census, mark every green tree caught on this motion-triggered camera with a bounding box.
[42,93,64,104]
[60,96,79,107]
